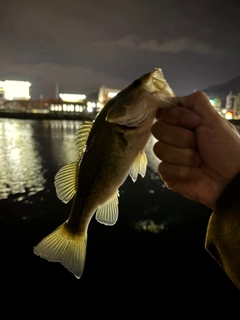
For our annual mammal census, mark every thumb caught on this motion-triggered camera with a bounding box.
[178,91,220,121]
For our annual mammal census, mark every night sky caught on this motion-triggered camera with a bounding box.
[1,0,240,99]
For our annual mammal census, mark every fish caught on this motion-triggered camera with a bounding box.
[33,68,177,279]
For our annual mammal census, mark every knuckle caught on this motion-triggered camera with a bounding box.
[192,91,209,101]
[151,120,163,138]
[184,148,199,166]
[181,130,194,146]
[153,141,163,158]
[154,141,168,158]
[179,166,191,179]
[158,161,167,176]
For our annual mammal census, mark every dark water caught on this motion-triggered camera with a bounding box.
[0,118,238,311]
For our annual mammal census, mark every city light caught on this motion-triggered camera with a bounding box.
[108,92,118,98]
[209,99,215,106]
[87,101,96,113]
[50,103,86,113]
[0,80,31,100]
[225,111,234,119]
[59,93,86,102]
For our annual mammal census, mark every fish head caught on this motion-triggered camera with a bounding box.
[105,68,177,128]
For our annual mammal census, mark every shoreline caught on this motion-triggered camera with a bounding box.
[0,111,240,125]
[0,111,97,121]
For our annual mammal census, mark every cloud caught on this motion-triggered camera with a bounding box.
[94,35,227,56]
[0,58,129,98]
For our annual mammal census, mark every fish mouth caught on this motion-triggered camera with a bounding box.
[106,68,177,128]
[152,69,168,91]
[145,68,176,100]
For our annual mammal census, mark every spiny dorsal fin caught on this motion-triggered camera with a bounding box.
[54,160,79,203]
[129,150,148,182]
[95,190,120,226]
[75,121,93,158]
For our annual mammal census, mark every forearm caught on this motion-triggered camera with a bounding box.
[205,173,240,289]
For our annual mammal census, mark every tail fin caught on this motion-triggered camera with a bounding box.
[34,223,87,279]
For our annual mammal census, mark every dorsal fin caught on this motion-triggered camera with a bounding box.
[95,190,120,226]
[54,160,79,203]
[75,121,93,158]
[129,150,148,182]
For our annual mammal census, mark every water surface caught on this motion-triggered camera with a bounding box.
[0,118,238,307]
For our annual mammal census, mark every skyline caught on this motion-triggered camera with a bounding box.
[1,0,240,99]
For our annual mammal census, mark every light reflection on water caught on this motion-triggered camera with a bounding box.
[0,121,234,300]
[0,119,46,200]
[0,118,209,235]
[41,120,82,168]
[0,118,167,228]
[0,119,85,201]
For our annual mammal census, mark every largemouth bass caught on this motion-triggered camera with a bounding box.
[34,68,177,278]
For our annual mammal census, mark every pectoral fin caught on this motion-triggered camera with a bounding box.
[129,150,148,182]
[54,122,93,204]
[95,191,120,225]
[54,160,79,203]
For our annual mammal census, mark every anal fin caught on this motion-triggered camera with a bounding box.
[95,191,120,226]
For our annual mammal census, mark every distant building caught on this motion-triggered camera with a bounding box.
[41,92,98,115]
[225,91,234,109]
[0,80,31,100]
[98,85,120,110]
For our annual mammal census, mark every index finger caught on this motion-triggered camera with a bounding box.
[178,91,220,121]
[156,105,201,129]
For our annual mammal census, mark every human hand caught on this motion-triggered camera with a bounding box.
[151,91,240,209]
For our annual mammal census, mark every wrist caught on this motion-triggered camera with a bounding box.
[215,172,240,211]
